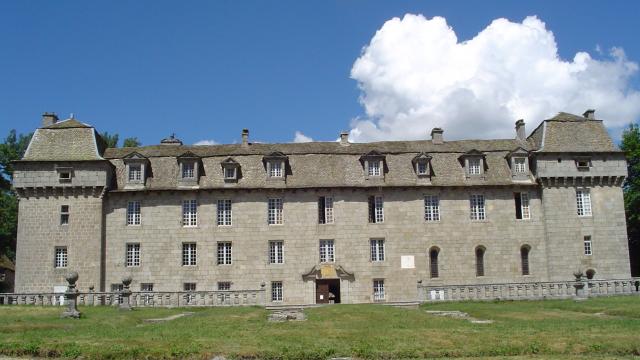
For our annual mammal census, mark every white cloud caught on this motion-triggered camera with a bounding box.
[349,14,640,142]
[194,139,218,145]
[293,131,313,143]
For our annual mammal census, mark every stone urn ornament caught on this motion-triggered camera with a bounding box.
[119,275,133,311]
[61,271,82,319]
[573,269,587,301]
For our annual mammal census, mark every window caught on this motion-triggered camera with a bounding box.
[370,239,385,262]
[271,281,283,302]
[319,239,335,263]
[468,158,481,175]
[127,201,141,225]
[126,243,140,267]
[373,279,385,301]
[269,161,283,177]
[54,247,67,268]
[182,243,197,266]
[111,283,124,304]
[470,194,485,220]
[217,199,232,226]
[268,198,283,225]
[269,241,284,264]
[368,196,384,223]
[576,158,591,169]
[58,171,71,182]
[368,160,381,176]
[514,158,527,173]
[584,236,592,255]
[218,282,231,291]
[429,247,439,278]
[424,195,440,221]
[417,161,429,175]
[60,205,69,225]
[224,167,237,180]
[184,283,196,291]
[217,242,232,265]
[576,189,592,217]
[514,193,530,220]
[182,162,195,179]
[475,246,485,276]
[140,283,153,292]
[318,196,334,224]
[128,164,142,182]
[521,245,530,275]
[182,200,198,226]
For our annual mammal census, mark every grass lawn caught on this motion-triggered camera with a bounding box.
[0,296,639,359]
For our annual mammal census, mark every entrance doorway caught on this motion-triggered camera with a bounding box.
[316,279,340,304]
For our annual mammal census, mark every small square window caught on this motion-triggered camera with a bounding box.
[54,247,68,268]
[218,282,231,291]
[184,283,196,291]
[141,283,154,292]
[224,167,237,180]
[576,159,591,169]
[58,171,71,182]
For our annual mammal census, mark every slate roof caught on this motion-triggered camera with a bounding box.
[21,118,106,161]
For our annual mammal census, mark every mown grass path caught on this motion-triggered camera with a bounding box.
[0,296,639,359]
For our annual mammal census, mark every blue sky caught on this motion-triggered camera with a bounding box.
[1,1,639,146]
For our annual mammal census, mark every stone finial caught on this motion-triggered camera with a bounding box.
[431,128,444,145]
[42,112,59,127]
[122,276,132,287]
[241,129,249,147]
[61,271,81,319]
[515,119,526,141]
[65,271,79,286]
[583,109,595,119]
[340,131,349,146]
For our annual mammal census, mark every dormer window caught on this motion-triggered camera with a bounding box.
[468,158,481,175]
[263,152,288,180]
[182,162,195,179]
[128,164,142,181]
[412,153,432,177]
[177,151,201,185]
[576,158,591,170]
[506,147,530,179]
[123,152,149,186]
[225,167,236,180]
[360,150,386,179]
[460,150,485,178]
[221,157,240,182]
[514,158,527,173]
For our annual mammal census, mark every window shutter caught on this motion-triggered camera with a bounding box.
[368,196,375,223]
[318,197,326,224]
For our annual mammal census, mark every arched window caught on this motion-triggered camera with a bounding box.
[520,245,531,275]
[586,269,596,280]
[475,246,485,277]
[429,247,439,278]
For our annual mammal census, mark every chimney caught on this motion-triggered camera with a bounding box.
[431,128,444,145]
[42,112,59,127]
[340,131,349,146]
[515,119,526,141]
[583,109,595,120]
[241,129,249,147]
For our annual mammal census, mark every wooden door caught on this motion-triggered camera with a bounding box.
[316,281,330,303]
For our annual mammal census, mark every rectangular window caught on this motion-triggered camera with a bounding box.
[319,239,335,263]
[54,247,67,268]
[576,159,591,169]
[514,158,527,173]
[127,201,141,225]
[468,158,481,175]
[60,205,69,225]
[182,243,197,266]
[217,242,232,265]
[269,161,283,177]
[514,193,530,220]
[576,189,592,217]
[58,171,71,181]
[218,282,231,291]
[182,162,195,179]
[318,196,334,224]
[584,236,592,255]
[217,199,232,226]
[370,239,385,262]
[140,283,153,292]
[269,241,284,264]
[128,164,142,181]
[271,281,283,302]
[424,195,440,221]
[373,279,385,301]
[126,243,140,267]
[368,196,384,223]
[368,160,381,176]
[417,161,428,175]
[182,200,198,227]
[184,283,196,291]
[470,194,485,220]
[268,198,283,225]
[224,167,236,180]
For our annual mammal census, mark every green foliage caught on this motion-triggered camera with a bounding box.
[0,130,32,190]
[122,137,141,147]
[100,131,119,148]
[620,123,640,275]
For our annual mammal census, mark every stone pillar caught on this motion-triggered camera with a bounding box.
[61,271,82,319]
[119,276,133,311]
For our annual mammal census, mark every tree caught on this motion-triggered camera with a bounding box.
[100,132,119,148]
[123,137,141,147]
[620,123,640,276]
[0,130,32,260]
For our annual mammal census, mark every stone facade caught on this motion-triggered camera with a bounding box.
[11,111,631,305]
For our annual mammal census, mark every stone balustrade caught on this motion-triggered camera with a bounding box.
[418,278,640,302]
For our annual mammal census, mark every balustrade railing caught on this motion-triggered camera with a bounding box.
[418,278,640,302]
